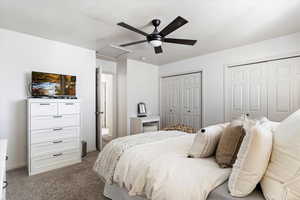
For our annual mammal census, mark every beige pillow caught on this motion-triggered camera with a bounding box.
[229,123,273,197]
[215,120,246,168]
[187,123,228,158]
[261,110,300,200]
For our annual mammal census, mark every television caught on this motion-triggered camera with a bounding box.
[31,71,76,97]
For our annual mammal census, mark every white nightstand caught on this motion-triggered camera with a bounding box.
[130,116,160,134]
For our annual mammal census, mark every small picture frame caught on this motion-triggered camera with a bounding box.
[137,102,147,117]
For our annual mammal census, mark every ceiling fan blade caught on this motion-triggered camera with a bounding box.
[117,22,148,36]
[154,46,163,54]
[163,38,197,45]
[159,16,188,37]
[120,40,147,47]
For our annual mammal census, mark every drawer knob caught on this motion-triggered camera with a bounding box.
[53,140,63,144]
[53,153,63,157]
[5,156,8,161]
[65,103,74,105]
[53,128,63,131]
[2,181,8,189]
[53,115,63,118]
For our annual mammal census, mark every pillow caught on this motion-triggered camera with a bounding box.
[260,110,300,200]
[258,117,280,133]
[228,123,273,197]
[187,123,228,158]
[215,120,246,168]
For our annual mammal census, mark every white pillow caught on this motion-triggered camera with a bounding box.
[188,123,227,158]
[258,117,280,133]
[228,122,273,197]
[261,110,300,200]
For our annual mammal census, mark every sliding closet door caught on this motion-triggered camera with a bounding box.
[181,73,202,130]
[161,76,181,128]
[268,57,300,121]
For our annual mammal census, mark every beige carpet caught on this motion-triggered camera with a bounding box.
[7,151,109,200]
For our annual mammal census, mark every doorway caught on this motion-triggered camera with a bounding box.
[101,73,114,140]
[96,68,115,151]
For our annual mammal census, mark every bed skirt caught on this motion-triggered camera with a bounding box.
[103,183,265,200]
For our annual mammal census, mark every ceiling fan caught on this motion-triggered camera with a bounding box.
[117,16,197,54]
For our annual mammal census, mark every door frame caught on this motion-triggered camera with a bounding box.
[96,67,102,151]
[223,51,300,122]
[160,69,205,129]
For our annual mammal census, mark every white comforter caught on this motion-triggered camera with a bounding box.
[114,134,231,200]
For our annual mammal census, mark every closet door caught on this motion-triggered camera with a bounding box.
[227,67,248,121]
[181,73,202,130]
[293,57,300,112]
[246,64,268,119]
[161,76,181,128]
[268,57,300,121]
[227,64,267,121]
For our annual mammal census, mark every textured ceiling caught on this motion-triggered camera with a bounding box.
[0,0,300,65]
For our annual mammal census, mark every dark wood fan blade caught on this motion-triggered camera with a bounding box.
[163,38,197,45]
[117,22,148,36]
[120,40,147,47]
[159,16,188,37]
[154,46,163,54]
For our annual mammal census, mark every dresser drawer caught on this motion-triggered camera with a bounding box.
[31,127,80,144]
[31,138,80,158]
[31,102,57,116]
[58,102,80,115]
[31,149,80,175]
[31,114,80,130]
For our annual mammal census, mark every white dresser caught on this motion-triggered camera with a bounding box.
[0,139,7,200]
[27,99,81,176]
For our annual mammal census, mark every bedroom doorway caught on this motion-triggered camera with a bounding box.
[96,67,115,151]
[101,73,114,140]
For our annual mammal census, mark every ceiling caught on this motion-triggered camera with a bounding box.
[0,0,300,65]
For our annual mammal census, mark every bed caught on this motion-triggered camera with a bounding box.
[94,131,265,200]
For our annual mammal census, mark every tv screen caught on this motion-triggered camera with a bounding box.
[31,71,76,97]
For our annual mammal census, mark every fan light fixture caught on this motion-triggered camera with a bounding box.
[149,40,162,47]
[117,17,197,54]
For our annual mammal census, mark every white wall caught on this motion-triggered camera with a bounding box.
[0,28,96,170]
[127,59,159,134]
[96,59,117,74]
[160,32,300,127]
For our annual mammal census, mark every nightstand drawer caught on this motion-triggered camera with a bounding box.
[31,149,80,175]
[31,138,80,158]
[31,114,80,130]
[58,102,80,115]
[31,102,57,116]
[31,127,80,144]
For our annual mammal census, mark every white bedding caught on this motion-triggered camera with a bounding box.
[94,131,186,184]
[114,134,231,200]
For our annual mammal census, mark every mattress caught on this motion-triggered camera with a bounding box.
[103,182,265,200]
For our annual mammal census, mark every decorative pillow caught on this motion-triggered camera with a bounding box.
[260,110,300,200]
[229,123,273,197]
[187,123,228,158]
[215,120,246,168]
